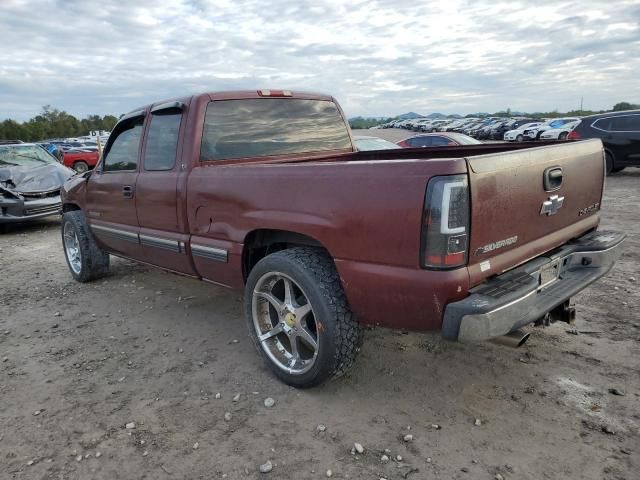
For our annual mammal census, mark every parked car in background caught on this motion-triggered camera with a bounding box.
[568,110,640,173]
[353,136,401,151]
[63,149,100,173]
[504,122,544,142]
[523,118,580,141]
[539,120,580,141]
[490,119,533,140]
[0,143,74,225]
[396,132,482,147]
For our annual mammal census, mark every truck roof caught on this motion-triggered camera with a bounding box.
[124,90,335,116]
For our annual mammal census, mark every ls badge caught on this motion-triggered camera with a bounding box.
[540,195,564,216]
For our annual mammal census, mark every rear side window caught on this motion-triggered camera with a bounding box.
[103,118,144,171]
[609,115,640,132]
[408,137,432,147]
[144,111,182,171]
[200,99,352,161]
[431,136,452,146]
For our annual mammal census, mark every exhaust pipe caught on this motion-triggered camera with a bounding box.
[491,331,530,348]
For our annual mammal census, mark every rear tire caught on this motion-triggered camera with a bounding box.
[244,247,363,388]
[61,210,110,282]
[605,151,615,175]
[74,161,89,173]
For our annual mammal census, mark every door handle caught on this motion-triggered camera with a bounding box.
[122,185,134,198]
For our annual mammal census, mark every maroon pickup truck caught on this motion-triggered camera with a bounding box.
[60,90,625,387]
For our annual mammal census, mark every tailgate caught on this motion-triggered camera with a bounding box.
[466,139,604,286]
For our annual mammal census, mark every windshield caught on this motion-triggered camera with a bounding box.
[0,144,57,166]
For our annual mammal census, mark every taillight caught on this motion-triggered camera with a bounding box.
[567,130,581,140]
[421,175,470,269]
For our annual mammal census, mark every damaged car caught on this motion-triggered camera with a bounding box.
[0,142,75,225]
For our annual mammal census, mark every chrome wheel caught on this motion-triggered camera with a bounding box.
[252,272,319,375]
[63,221,82,274]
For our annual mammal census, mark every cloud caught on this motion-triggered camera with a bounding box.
[0,0,638,120]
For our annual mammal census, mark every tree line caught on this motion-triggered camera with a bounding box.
[349,102,639,129]
[0,106,119,142]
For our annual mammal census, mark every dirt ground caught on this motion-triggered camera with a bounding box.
[1,169,639,480]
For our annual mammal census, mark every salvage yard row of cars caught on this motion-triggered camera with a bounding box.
[377,111,640,174]
[381,116,582,142]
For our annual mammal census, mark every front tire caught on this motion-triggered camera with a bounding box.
[559,132,568,140]
[244,247,363,388]
[61,210,110,282]
[516,134,523,142]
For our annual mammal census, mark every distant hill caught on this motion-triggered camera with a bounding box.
[396,112,423,120]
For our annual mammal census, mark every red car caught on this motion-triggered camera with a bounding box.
[397,132,482,148]
[63,149,100,173]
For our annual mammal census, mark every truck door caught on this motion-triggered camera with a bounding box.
[86,112,145,258]
[135,101,197,275]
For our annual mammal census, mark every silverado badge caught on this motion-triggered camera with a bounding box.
[475,235,518,256]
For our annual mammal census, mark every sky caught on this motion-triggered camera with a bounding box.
[1,0,639,121]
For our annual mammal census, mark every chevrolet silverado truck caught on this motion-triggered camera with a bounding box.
[60,90,625,387]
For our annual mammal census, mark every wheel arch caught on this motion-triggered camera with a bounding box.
[242,228,330,281]
[62,202,81,213]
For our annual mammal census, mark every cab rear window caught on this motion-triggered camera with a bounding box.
[200,99,353,161]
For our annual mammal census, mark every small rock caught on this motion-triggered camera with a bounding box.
[264,397,275,408]
[629,276,636,282]
[608,388,625,396]
[354,443,364,454]
[431,424,441,430]
[76,455,83,462]
[381,454,389,463]
[54,312,61,317]
[125,422,136,429]
[495,474,504,480]
[215,392,221,399]
[426,457,432,463]
[602,425,616,435]
[396,455,403,462]
[472,459,478,464]
[403,434,413,442]
[2,357,8,362]
[326,469,333,477]
[143,450,149,456]
[232,393,241,402]
[259,461,273,473]
[95,452,102,458]
[33,410,41,416]
[193,442,199,450]
[27,460,34,466]
[224,412,232,421]
[474,418,482,426]
[461,467,469,473]
[230,339,239,344]
[317,424,327,433]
